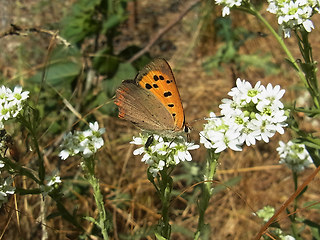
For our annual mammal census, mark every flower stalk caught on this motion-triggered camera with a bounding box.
[158,167,173,239]
[253,10,306,84]
[82,156,109,240]
[195,150,220,240]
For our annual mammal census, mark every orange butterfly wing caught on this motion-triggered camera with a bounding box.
[135,58,185,131]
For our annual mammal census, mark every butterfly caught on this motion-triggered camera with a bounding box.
[114,58,189,137]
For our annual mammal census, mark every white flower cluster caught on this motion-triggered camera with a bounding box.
[131,134,199,177]
[277,140,312,172]
[200,78,287,153]
[267,0,320,37]
[255,205,275,222]
[0,86,29,128]
[215,0,243,16]
[59,122,105,160]
[0,176,15,207]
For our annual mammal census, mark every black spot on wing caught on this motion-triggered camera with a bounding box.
[164,91,172,97]
[145,83,152,89]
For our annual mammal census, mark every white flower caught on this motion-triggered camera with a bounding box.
[230,79,263,104]
[47,175,61,187]
[215,0,243,16]
[282,236,295,240]
[267,0,319,37]
[59,122,105,160]
[255,206,275,222]
[201,79,287,151]
[0,85,29,125]
[89,121,105,136]
[40,173,62,196]
[211,129,242,153]
[59,149,71,160]
[130,133,199,177]
[277,140,312,172]
[11,86,29,102]
[222,6,230,16]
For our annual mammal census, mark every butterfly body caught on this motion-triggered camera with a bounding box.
[115,58,188,136]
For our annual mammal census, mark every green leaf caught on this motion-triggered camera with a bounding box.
[93,47,120,76]
[60,0,102,43]
[155,232,167,240]
[28,61,82,86]
[83,216,98,225]
[303,201,320,210]
[296,186,308,199]
[28,46,82,87]
[285,58,299,71]
[102,14,127,33]
[303,219,320,240]
[103,62,136,96]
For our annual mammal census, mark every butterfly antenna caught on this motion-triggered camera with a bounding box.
[198,131,213,144]
[188,115,224,125]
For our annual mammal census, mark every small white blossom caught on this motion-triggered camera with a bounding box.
[59,121,105,160]
[0,85,29,125]
[201,78,287,152]
[0,176,15,207]
[277,140,312,172]
[255,205,275,222]
[215,0,243,16]
[267,0,319,37]
[131,133,199,177]
[47,175,61,187]
[40,173,62,196]
[0,160,4,168]
[282,236,296,240]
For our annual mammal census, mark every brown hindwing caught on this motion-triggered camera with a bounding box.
[114,80,175,131]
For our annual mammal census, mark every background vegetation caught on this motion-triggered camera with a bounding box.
[0,0,319,239]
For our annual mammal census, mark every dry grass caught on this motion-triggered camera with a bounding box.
[0,0,320,239]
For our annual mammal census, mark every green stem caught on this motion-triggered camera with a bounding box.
[294,30,320,109]
[248,8,307,86]
[2,157,40,183]
[158,167,173,239]
[83,157,109,240]
[290,171,300,239]
[31,132,45,182]
[195,150,220,240]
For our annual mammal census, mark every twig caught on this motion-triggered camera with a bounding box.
[0,24,71,47]
[128,0,200,63]
[254,165,320,240]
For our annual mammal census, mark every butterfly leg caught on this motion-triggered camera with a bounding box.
[145,135,154,149]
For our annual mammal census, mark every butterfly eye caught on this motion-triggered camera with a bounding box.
[184,125,191,133]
